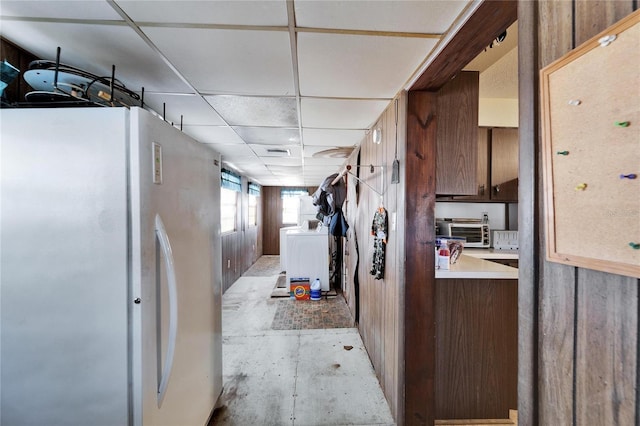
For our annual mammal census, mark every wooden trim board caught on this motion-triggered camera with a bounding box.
[540,10,640,278]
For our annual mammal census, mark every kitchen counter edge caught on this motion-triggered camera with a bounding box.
[436,254,518,279]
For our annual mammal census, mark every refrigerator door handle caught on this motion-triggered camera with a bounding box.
[155,214,178,408]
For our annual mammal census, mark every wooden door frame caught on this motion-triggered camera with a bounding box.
[403,1,518,424]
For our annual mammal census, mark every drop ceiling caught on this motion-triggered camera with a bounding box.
[0,0,516,186]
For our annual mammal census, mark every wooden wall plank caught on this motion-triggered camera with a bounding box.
[575,1,636,44]
[220,177,263,291]
[261,186,316,255]
[527,2,640,426]
[516,2,540,425]
[536,2,577,426]
[404,90,437,425]
[0,38,37,104]
[575,270,638,426]
[572,4,639,426]
[344,95,406,422]
[262,186,282,255]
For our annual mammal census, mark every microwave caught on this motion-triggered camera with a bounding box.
[437,221,490,248]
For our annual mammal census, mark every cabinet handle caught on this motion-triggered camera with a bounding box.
[479,184,485,195]
[493,185,500,194]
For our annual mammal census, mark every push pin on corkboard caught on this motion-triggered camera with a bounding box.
[575,183,587,191]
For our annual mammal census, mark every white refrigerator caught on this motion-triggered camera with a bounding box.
[0,107,223,425]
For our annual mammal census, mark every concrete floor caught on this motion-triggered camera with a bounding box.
[209,260,395,426]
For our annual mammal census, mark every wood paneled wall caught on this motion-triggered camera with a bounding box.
[261,186,317,255]
[518,2,639,425]
[221,175,262,292]
[342,94,407,422]
[0,37,37,103]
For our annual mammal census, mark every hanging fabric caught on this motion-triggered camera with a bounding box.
[369,206,388,280]
[312,173,347,225]
[329,207,349,237]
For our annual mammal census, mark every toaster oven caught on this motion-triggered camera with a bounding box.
[437,221,491,248]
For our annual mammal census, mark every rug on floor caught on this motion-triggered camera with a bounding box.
[271,296,354,330]
[242,255,282,277]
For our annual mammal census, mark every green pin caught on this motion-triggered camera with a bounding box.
[557,151,569,155]
[615,121,630,127]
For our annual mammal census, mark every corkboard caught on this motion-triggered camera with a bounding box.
[541,10,640,278]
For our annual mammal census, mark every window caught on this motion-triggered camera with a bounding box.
[221,188,237,233]
[221,169,241,233]
[281,188,308,225]
[248,182,260,227]
[248,195,258,227]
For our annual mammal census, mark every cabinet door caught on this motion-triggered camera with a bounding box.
[436,127,489,202]
[490,128,519,201]
[436,71,479,195]
[476,127,490,199]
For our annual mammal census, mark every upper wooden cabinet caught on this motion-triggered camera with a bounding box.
[436,71,479,195]
[438,127,519,202]
[490,128,519,202]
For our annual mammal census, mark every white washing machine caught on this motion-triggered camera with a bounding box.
[285,228,330,292]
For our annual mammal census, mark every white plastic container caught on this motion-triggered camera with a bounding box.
[438,239,451,270]
[310,278,322,301]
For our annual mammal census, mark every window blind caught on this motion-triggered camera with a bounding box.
[221,168,241,192]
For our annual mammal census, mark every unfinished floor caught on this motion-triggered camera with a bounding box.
[209,255,395,426]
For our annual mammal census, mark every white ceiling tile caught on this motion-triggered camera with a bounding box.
[302,128,365,147]
[142,93,225,125]
[233,126,300,145]
[143,27,295,95]
[303,157,347,167]
[294,0,470,34]
[0,21,190,93]
[298,32,437,98]
[226,162,270,176]
[261,157,303,166]
[117,0,288,25]
[267,165,303,175]
[182,126,244,144]
[205,95,298,126]
[301,98,389,129]
[0,1,120,19]
[208,143,256,158]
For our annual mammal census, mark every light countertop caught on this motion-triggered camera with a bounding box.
[436,254,518,279]
[463,248,519,260]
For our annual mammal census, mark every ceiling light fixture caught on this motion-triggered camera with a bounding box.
[487,30,508,49]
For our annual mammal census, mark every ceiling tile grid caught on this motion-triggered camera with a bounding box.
[0,0,493,186]
[140,27,296,96]
[297,32,438,98]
